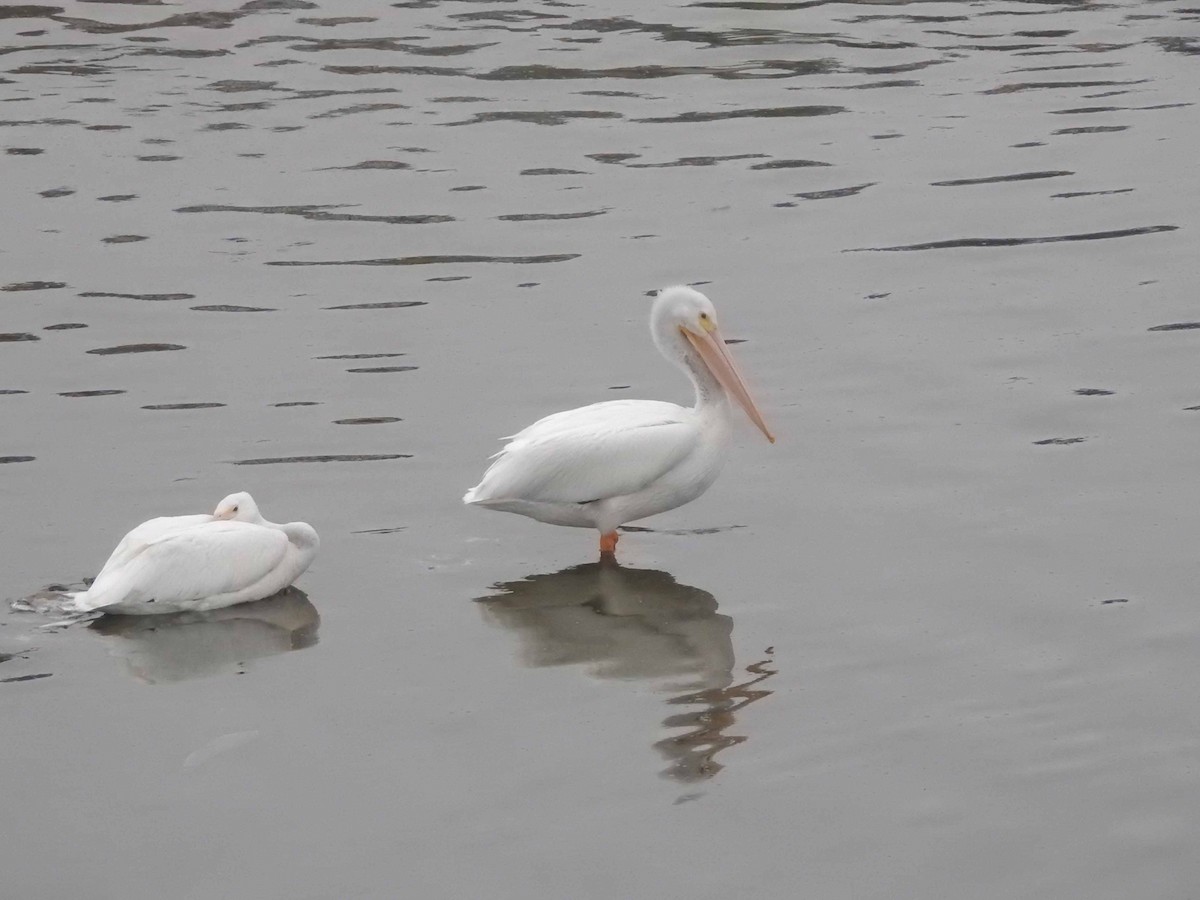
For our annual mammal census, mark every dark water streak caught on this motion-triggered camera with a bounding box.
[230,454,411,465]
[87,343,185,355]
[851,225,1178,251]
[272,254,580,266]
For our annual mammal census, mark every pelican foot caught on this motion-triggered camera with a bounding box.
[599,531,619,556]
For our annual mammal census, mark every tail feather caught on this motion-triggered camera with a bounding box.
[463,483,490,505]
[67,589,112,614]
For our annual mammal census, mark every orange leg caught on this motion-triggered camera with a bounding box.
[599,530,619,557]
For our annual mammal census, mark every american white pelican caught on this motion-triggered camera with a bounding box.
[464,285,774,556]
[70,492,319,615]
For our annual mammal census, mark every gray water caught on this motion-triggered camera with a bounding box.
[3,0,1200,897]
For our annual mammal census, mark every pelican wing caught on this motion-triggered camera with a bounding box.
[94,513,214,581]
[77,522,289,612]
[466,400,699,504]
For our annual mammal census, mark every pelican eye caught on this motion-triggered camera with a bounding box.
[232,506,239,512]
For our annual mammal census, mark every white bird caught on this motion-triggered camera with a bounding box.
[70,492,319,615]
[464,285,774,557]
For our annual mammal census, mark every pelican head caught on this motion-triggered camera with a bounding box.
[212,491,260,522]
[652,286,775,443]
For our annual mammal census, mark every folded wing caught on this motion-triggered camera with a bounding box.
[465,400,699,505]
[76,522,289,612]
[93,513,215,582]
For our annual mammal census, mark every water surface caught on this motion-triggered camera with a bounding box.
[3,1,1199,898]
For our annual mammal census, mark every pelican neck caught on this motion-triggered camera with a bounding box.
[649,296,735,416]
[658,324,729,413]
[686,351,732,414]
[280,521,320,550]
[246,514,315,549]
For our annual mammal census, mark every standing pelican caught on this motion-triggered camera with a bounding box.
[464,285,774,556]
[70,492,319,615]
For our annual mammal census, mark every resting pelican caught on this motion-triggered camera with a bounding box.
[70,492,319,615]
[464,285,774,556]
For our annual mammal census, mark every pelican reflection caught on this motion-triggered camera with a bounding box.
[477,562,775,781]
[89,587,319,684]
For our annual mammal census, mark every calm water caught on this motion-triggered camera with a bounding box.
[3,1,1199,897]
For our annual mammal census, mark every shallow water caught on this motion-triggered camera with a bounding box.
[2,1,1200,897]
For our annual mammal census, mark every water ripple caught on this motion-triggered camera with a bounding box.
[273,254,579,267]
[635,104,844,124]
[792,182,876,201]
[445,110,622,126]
[142,403,226,410]
[323,300,427,310]
[983,79,1150,95]
[55,10,246,36]
[80,291,194,301]
[2,281,66,292]
[176,204,453,225]
[1053,125,1128,135]
[326,160,411,170]
[931,170,1074,187]
[87,343,185,355]
[231,453,411,465]
[851,225,1178,252]
[475,61,827,81]
[309,102,409,119]
[627,155,765,169]
[750,158,831,169]
[497,210,607,221]
[1052,188,1133,199]
[289,37,495,57]
[1147,322,1200,332]
[191,304,276,312]
[316,352,405,360]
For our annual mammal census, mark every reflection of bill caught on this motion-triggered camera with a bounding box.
[477,562,775,782]
[90,587,319,684]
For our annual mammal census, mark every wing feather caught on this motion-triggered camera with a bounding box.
[78,522,289,612]
[93,514,214,581]
[466,400,699,505]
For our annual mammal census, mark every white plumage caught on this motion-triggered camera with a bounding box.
[70,492,319,615]
[464,285,773,556]
[471,400,699,506]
